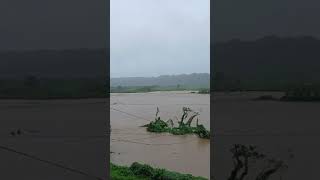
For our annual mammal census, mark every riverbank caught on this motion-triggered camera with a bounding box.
[111,162,207,180]
[110,85,209,93]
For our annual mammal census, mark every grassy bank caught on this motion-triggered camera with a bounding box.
[111,162,207,180]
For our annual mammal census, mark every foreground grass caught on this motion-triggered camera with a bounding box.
[111,162,207,180]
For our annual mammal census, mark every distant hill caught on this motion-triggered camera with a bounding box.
[111,73,210,88]
[0,49,107,98]
[213,36,320,90]
[0,49,107,79]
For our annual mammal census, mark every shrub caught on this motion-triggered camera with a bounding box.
[130,162,154,177]
[111,162,207,180]
[143,107,210,139]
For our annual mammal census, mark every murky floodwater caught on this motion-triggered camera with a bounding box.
[0,99,107,180]
[213,92,320,180]
[110,91,210,178]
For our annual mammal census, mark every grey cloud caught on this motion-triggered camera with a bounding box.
[111,0,210,77]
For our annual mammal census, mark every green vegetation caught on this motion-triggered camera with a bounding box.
[212,73,288,92]
[198,88,210,94]
[0,76,107,99]
[281,84,320,101]
[111,162,207,180]
[110,85,209,93]
[110,74,210,93]
[143,107,210,139]
[253,95,278,101]
[213,36,320,92]
[251,84,320,102]
[111,73,209,88]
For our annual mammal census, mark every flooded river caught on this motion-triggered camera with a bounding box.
[2,92,319,179]
[213,92,320,180]
[110,91,210,178]
[0,99,107,180]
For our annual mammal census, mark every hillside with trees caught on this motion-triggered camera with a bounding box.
[213,36,320,91]
[111,73,210,90]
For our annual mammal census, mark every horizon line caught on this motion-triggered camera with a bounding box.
[110,72,210,79]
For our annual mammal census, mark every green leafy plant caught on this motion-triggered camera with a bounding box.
[143,107,210,139]
[111,162,207,180]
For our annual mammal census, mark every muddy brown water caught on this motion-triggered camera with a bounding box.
[213,92,320,180]
[2,92,318,179]
[110,91,210,178]
[0,99,107,180]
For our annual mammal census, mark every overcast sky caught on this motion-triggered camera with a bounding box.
[111,0,210,78]
[0,0,105,50]
[214,0,320,42]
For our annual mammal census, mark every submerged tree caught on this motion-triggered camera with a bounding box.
[228,145,265,180]
[179,107,192,125]
[256,158,287,180]
[228,144,288,180]
[186,111,200,127]
[143,107,210,139]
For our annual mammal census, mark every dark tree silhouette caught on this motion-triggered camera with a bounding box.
[228,144,265,180]
[228,144,288,180]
